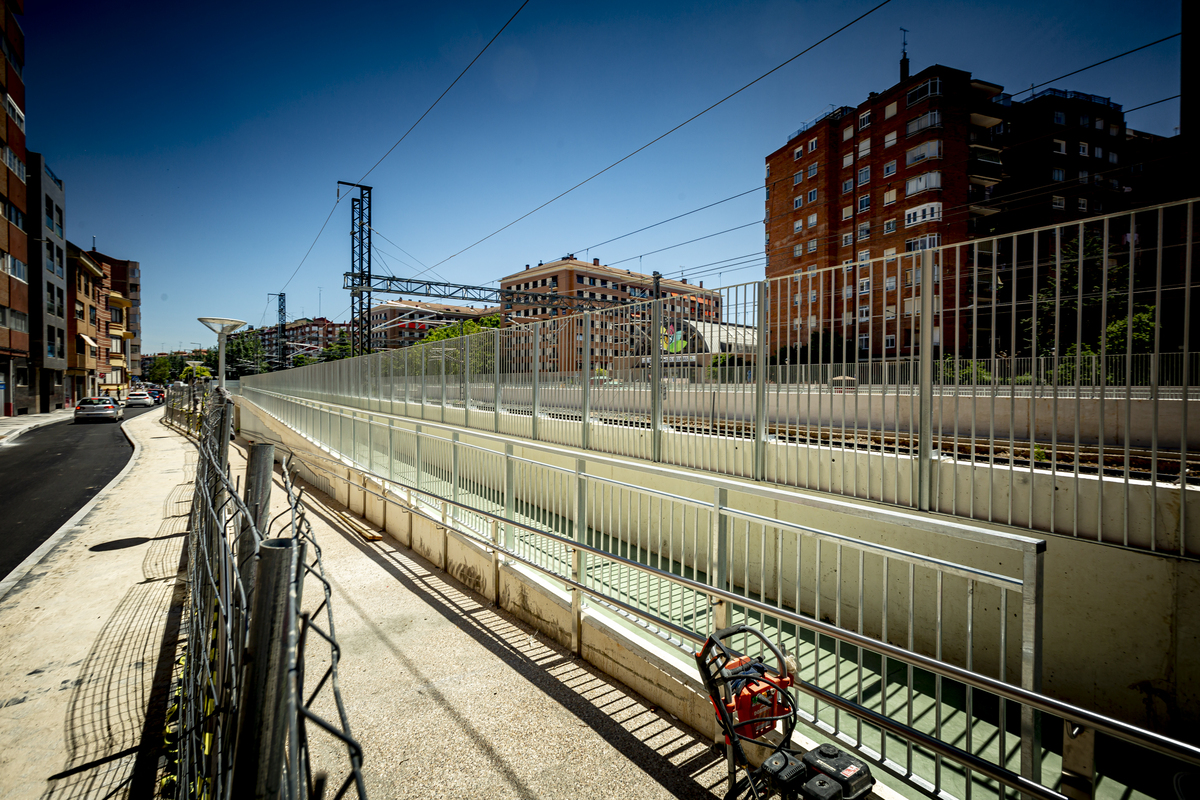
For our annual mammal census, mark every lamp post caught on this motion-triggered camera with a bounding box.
[198,317,247,391]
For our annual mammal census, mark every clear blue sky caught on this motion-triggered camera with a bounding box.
[23,0,1182,351]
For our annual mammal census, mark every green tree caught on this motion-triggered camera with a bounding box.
[292,353,318,368]
[180,364,212,382]
[225,332,270,376]
[320,331,353,362]
[148,357,172,384]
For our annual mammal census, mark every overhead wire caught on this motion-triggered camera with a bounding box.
[1011,33,1181,98]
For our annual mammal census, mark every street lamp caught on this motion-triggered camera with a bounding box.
[198,317,247,391]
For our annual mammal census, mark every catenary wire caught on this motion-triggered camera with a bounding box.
[1011,33,1181,98]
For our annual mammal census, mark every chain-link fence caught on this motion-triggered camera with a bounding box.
[166,391,366,799]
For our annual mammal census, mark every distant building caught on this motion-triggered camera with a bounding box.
[66,243,106,400]
[0,0,27,415]
[369,300,498,350]
[24,153,67,409]
[91,250,142,379]
[248,316,351,366]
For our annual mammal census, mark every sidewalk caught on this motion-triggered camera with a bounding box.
[0,406,192,799]
[0,408,76,444]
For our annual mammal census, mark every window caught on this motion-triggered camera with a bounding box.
[844,259,855,271]
[883,160,896,177]
[794,147,803,161]
[1078,170,1089,184]
[1079,115,1090,126]
[885,247,897,264]
[794,196,803,210]
[885,334,896,349]
[2,145,25,182]
[907,77,941,106]
[89,305,97,325]
[844,285,853,299]
[3,198,24,227]
[807,163,817,178]
[808,137,818,152]
[1053,110,1066,125]
[793,172,803,185]
[859,335,870,351]
[906,110,941,135]
[859,278,871,295]
[858,250,870,264]
[842,152,854,168]
[858,194,870,212]
[905,202,942,227]
[807,189,817,203]
[842,178,853,194]
[859,110,871,129]
[883,189,897,205]
[1109,124,1119,137]
[1108,151,1118,164]
[859,306,870,323]
[1079,142,1089,156]
[885,102,897,119]
[810,291,817,303]
[906,139,942,165]
[858,138,871,158]
[842,205,853,220]
[884,130,897,148]
[842,233,853,247]
[905,171,941,195]
[5,94,23,132]
[1095,118,1104,130]
[9,308,28,334]
[1094,146,1103,159]
[1052,168,1065,181]
[884,218,897,234]
[886,275,897,290]
[1053,139,1066,154]
[904,234,941,251]
[857,165,870,185]
[807,213,817,228]
[857,221,870,240]
[903,297,922,316]
[1078,198,1088,212]
[794,244,803,258]
[794,220,803,233]
[1052,195,1065,209]
[808,239,818,253]
[843,126,853,141]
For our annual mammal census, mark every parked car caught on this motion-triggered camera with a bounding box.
[147,389,165,404]
[125,391,155,408]
[74,397,124,424]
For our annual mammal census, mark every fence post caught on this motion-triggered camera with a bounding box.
[238,442,275,600]
[463,334,471,418]
[651,294,663,462]
[571,458,587,656]
[420,346,427,420]
[710,486,728,630]
[493,329,502,434]
[918,249,935,511]
[754,281,768,481]
[440,342,447,424]
[230,537,305,800]
[503,443,515,551]
[415,423,423,496]
[1021,543,1045,795]
[581,313,592,450]
[532,322,541,441]
[451,431,460,526]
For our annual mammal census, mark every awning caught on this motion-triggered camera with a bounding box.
[80,334,98,348]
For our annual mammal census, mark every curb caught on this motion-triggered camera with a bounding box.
[0,408,154,604]
[0,412,74,445]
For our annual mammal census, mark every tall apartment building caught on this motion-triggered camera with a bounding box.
[498,257,721,372]
[84,250,133,395]
[251,316,351,365]
[25,151,67,410]
[0,0,28,415]
[65,242,106,400]
[92,250,142,379]
[369,300,496,350]
[764,60,1135,359]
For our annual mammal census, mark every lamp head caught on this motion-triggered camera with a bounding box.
[197,317,247,335]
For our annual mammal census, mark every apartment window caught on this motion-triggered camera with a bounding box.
[1079,115,1090,126]
[807,189,817,203]
[905,202,942,227]
[807,213,817,228]
[793,244,803,258]
[904,234,941,251]
[906,139,942,165]
[906,110,941,135]
[1052,196,1065,209]
[905,171,941,196]
[75,300,84,320]
[1079,142,1089,156]
[793,220,803,233]
[1109,124,1119,137]
[2,145,25,182]
[883,160,896,177]
[1094,146,1103,159]
[883,189,897,205]
[907,77,942,106]
[884,218,897,234]
[4,94,23,132]
[842,178,853,194]
[858,249,870,264]
[794,147,803,161]
[808,137,818,152]
[1053,110,1065,125]
[1095,118,1104,130]
[858,195,871,212]
[9,308,28,334]
[842,205,853,221]
[858,138,871,159]
[810,291,817,303]
[904,269,915,287]
[844,259,855,271]
[844,286,853,299]
[859,278,871,295]
[857,165,870,185]
[886,275,897,290]
[1078,170,1089,184]
[1052,168,1065,181]
[859,309,870,327]
[885,102,897,119]
[808,239,818,253]
[842,233,853,247]
[859,110,872,129]
[1050,139,1066,154]
[857,221,871,240]
[807,163,817,178]
[794,172,803,185]
[793,197,803,210]
[885,334,896,349]
[1108,151,1118,164]
[842,152,854,168]
[884,130,897,148]
[843,126,853,141]
[1078,198,1088,212]
[46,281,55,315]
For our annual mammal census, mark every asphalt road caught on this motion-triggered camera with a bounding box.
[0,405,158,581]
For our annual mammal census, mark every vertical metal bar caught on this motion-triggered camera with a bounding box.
[504,443,515,551]
[710,486,728,630]
[1182,203,1194,556]
[1021,544,1045,792]
[582,313,592,451]
[1151,208,1164,550]
[532,323,541,441]
[494,328,502,434]
[651,294,663,463]
[919,249,934,510]
[755,280,768,481]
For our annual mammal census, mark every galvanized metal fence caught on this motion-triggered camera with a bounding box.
[166,391,366,799]
[238,387,1200,800]
[247,198,1200,557]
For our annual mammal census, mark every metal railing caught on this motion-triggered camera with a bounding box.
[244,199,1200,558]
[166,391,366,799]
[238,389,1200,800]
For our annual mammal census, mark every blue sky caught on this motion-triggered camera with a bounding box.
[23,0,1182,351]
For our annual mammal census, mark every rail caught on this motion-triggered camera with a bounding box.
[238,390,1200,800]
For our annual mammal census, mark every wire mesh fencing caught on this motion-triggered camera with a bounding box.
[169,391,366,799]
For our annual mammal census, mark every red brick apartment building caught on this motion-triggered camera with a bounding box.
[764,60,1138,360]
[369,300,497,350]
[0,0,26,414]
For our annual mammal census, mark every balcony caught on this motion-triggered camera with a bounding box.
[968,153,1004,186]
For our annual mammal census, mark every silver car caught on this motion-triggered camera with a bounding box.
[125,391,155,408]
[74,397,124,423]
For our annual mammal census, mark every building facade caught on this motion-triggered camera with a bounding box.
[25,151,67,410]
[0,0,29,415]
[92,250,141,380]
[369,300,496,350]
[65,242,106,400]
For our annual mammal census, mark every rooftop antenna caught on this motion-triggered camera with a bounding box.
[92,235,96,250]
[900,27,910,81]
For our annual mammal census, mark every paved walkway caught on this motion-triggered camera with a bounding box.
[0,408,76,444]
